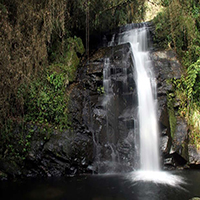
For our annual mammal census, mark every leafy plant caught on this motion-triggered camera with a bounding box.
[21,68,69,130]
[0,121,33,163]
[97,86,105,94]
[184,59,200,101]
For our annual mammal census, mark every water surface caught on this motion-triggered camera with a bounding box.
[1,170,200,200]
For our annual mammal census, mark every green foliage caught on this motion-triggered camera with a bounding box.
[173,60,200,146]
[20,66,70,130]
[153,0,200,147]
[153,11,171,49]
[49,36,84,82]
[67,0,146,34]
[184,59,200,101]
[0,0,68,129]
[0,121,54,163]
[68,36,85,55]
[0,121,32,163]
[170,75,200,148]
[153,0,200,54]
[0,0,85,163]
[97,86,105,94]
[20,35,84,128]
[188,103,200,148]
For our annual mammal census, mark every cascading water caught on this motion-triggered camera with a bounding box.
[115,24,183,185]
[117,26,160,171]
[99,24,160,172]
[93,24,160,173]
[92,23,183,185]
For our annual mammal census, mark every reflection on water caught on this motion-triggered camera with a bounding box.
[1,171,200,200]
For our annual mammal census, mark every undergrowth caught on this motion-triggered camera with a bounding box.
[0,36,84,162]
[153,0,200,148]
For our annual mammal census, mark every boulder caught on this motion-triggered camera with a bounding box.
[188,145,200,165]
[24,129,93,177]
[172,118,188,161]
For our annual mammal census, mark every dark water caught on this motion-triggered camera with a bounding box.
[1,171,200,200]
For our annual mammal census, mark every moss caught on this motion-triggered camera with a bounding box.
[167,91,177,138]
[181,141,189,161]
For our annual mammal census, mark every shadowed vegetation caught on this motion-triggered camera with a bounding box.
[153,0,200,147]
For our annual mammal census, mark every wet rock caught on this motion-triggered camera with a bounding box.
[151,50,182,79]
[163,157,176,170]
[81,43,139,173]
[149,50,193,169]
[24,129,93,177]
[172,118,189,161]
[188,145,200,165]
[87,62,104,75]
[158,97,169,127]
[162,117,190,169]
[160,135,169,153]
[68,87,84,125]
[0,160,21,178]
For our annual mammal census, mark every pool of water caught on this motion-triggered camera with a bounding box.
[1,170,200,200]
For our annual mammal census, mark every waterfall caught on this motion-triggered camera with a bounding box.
[116,25,184,185]
[93,23,184,185]
[92,23,161,173]
[104,24,160,172]
[117,26,160,171]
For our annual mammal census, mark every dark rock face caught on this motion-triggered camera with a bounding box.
[151,50,200,169]
[150,50,182,155]
[24,130,93,177]
[151,50,188,169]
[172,118,188,160]
[188,145,200,165]
[70,43,138,173]
[90,43,137,173]
[0,126,93,179]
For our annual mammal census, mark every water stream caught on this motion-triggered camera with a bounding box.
[117,26,160,171]
[99,24,160,172]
